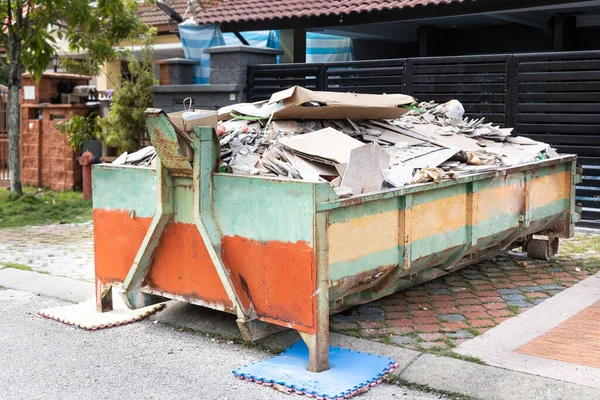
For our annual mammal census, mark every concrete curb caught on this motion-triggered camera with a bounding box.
[0,268,92,304]
[2,269,597,400]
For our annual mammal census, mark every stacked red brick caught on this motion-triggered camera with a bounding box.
[20,73,92,190]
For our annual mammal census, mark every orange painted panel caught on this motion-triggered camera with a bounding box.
[221,235,316,333]
[145,222,233,308]
[94,210,232,308]
[94,209,152,283]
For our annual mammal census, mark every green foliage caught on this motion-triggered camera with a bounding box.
[97,29,158,153]
[0,0,149,195]
[0,187,92,228]
[57,113,100,152]
[0,0,147,82]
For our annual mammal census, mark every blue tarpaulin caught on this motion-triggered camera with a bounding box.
[179,24,354,83]
[178,23,225,84]
[223,30,354,63]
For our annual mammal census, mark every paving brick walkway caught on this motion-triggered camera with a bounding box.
[0,222,598,355]
[332,237,600,353]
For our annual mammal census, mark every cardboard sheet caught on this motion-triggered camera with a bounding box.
[295,155,338,181]
[267,86,415,120]
[279,127,365,164]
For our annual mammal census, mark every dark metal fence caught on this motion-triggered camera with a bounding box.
[0,91,8,183]
[247,50,600,227]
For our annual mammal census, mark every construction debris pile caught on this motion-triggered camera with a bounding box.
[120,86,559,198]
[213,87,557,197]
[112,146,157,167]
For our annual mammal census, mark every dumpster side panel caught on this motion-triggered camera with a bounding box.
[325,159,575,306]
[93,166,233,309]
[93,166,157,284]
[94,209,154,283]
[213,175,318,332]
[144,222,234,308]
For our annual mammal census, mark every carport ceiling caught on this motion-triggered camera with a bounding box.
[313,1,600,42]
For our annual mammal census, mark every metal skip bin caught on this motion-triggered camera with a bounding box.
[92,109,580,372]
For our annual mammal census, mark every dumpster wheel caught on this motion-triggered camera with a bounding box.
[525,237,559,261]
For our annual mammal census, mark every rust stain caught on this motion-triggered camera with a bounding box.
[221,235,317,333]
[238,274,254,304]
[330,264,397,301]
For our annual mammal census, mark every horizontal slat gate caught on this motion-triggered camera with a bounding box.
[247,51,600,227]
[515,52,600,228]
[409,55,509,126]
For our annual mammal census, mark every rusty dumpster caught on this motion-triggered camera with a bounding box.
[92,110,580,372]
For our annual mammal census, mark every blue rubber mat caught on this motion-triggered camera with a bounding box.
[232,341,398,400]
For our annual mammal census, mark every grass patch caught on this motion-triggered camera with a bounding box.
[0,187,91,228]
[438,350,487,365]
[506,304,519,314]
[1,262,50,274]
[387,376,474,400]
[559,234,600,256]
[2,262,33,271]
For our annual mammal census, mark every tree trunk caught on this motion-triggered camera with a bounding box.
[8,47,22,196]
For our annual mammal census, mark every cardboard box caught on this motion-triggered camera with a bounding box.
[167,110,218,162]
[268,86,415,120]
[168,109,218,133]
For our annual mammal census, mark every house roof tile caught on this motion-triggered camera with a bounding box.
[193,0,472,25]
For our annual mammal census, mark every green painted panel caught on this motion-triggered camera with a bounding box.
[172,180,195,224]
[473,173,524,192]
[213,174,316,243]
[329,246,402,282]
[411,226,468,260]
[473,212,520,243]
[531,198,570,221]
[531,161,570,179]
[92,165,157,217]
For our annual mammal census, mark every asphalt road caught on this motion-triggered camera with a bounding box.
[0,289,448,400]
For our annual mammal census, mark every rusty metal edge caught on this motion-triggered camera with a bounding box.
[316,155,578,212]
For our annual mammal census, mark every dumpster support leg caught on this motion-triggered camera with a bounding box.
[299,211,330,373]
[119,161,174,309]
[191,127,257,322]
[96,281,113,312]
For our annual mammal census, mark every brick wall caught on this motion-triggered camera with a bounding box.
[21,105,95,191]
[20,73,94,191]
[22,74,89,105]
